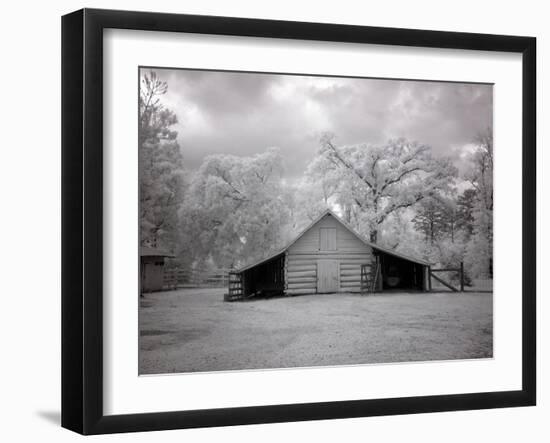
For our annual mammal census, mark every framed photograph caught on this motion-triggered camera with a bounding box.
[61,8,536,435]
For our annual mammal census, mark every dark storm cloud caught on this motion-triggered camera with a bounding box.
[148,68,492,179]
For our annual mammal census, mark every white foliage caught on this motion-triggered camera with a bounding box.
[465,203,493,279]
[308,133,458,242]
[464,128,493,279]
[181,148,292,268]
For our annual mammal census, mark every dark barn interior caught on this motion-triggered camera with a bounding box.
[378,251,425,291]
[242,253,285,297]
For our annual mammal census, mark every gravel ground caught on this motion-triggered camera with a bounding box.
[139,289,493,374]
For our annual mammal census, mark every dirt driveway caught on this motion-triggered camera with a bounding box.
[139,289,492,374]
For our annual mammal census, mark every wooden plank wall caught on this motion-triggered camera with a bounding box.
[286,214,373,295]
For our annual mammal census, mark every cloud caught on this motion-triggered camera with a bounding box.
[146,68,492,179]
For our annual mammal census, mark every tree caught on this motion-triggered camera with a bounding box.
[464,127,493,280]
[467,128,493,213]
[290,179,334,230]
[139,70,185,249]
[438,197,462,244]
[310,133,458,243]
[291,155,348,229]
[456,188,477,238]
[378,212,426,258]
[412,197,447,245]
[139,71,178,146]
[465,205,492,279]
[181,148,292,268]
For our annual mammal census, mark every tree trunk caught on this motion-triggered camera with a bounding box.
[451,223,455,243]
[370,230,378,243]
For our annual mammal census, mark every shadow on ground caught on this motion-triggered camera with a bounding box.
[36,410,60,426]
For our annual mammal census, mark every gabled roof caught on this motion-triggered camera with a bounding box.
[236,209,430,273]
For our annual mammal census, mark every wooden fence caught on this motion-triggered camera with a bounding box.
[162,267,231,290]
[428,262,465,292]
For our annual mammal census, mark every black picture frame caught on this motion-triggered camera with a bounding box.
[61,8,536,435]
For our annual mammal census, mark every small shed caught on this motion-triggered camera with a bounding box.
[227,210,430,300]
[140,246,175,293]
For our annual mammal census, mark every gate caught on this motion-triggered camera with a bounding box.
[428,262,465,292]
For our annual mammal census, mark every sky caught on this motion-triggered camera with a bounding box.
[147,68,493,180]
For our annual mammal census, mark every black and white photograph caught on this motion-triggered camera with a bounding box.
[1,0,544,439]
[138,67,494,375]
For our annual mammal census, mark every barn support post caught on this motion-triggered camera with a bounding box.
[428,265,432,291]
[460,261,465,292]
[375,255,382,292]
[283,251,290,296]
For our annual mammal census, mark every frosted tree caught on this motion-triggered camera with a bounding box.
[464,128,493,280]
[181,148,292,268]
[465,207,492,279]
[413,195,461,245]
[310,133,458,243]
[139,71,177,146]
[379,212,426,258]
[456,188,477,238]
[302,155,341,207]
[139,70,185,250]
[412,197,447,245]
[289,180,332,231]
[288,155,346,231]
[467,128,493,214]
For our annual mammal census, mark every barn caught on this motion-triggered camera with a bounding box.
[140,246,175,293]
[226,210,430,300]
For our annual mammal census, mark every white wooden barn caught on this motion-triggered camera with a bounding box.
[227,210,430,300]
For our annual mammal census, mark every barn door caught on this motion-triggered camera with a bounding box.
[317,260,339,293]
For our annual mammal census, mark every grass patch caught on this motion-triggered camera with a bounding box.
[139,289,492,374]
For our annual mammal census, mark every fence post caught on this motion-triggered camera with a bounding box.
[460,261,465,292]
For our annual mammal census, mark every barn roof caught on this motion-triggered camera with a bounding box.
[236,209,430,273]
[140,246,175,258]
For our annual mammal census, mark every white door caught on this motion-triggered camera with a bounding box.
[317,260,339,293]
